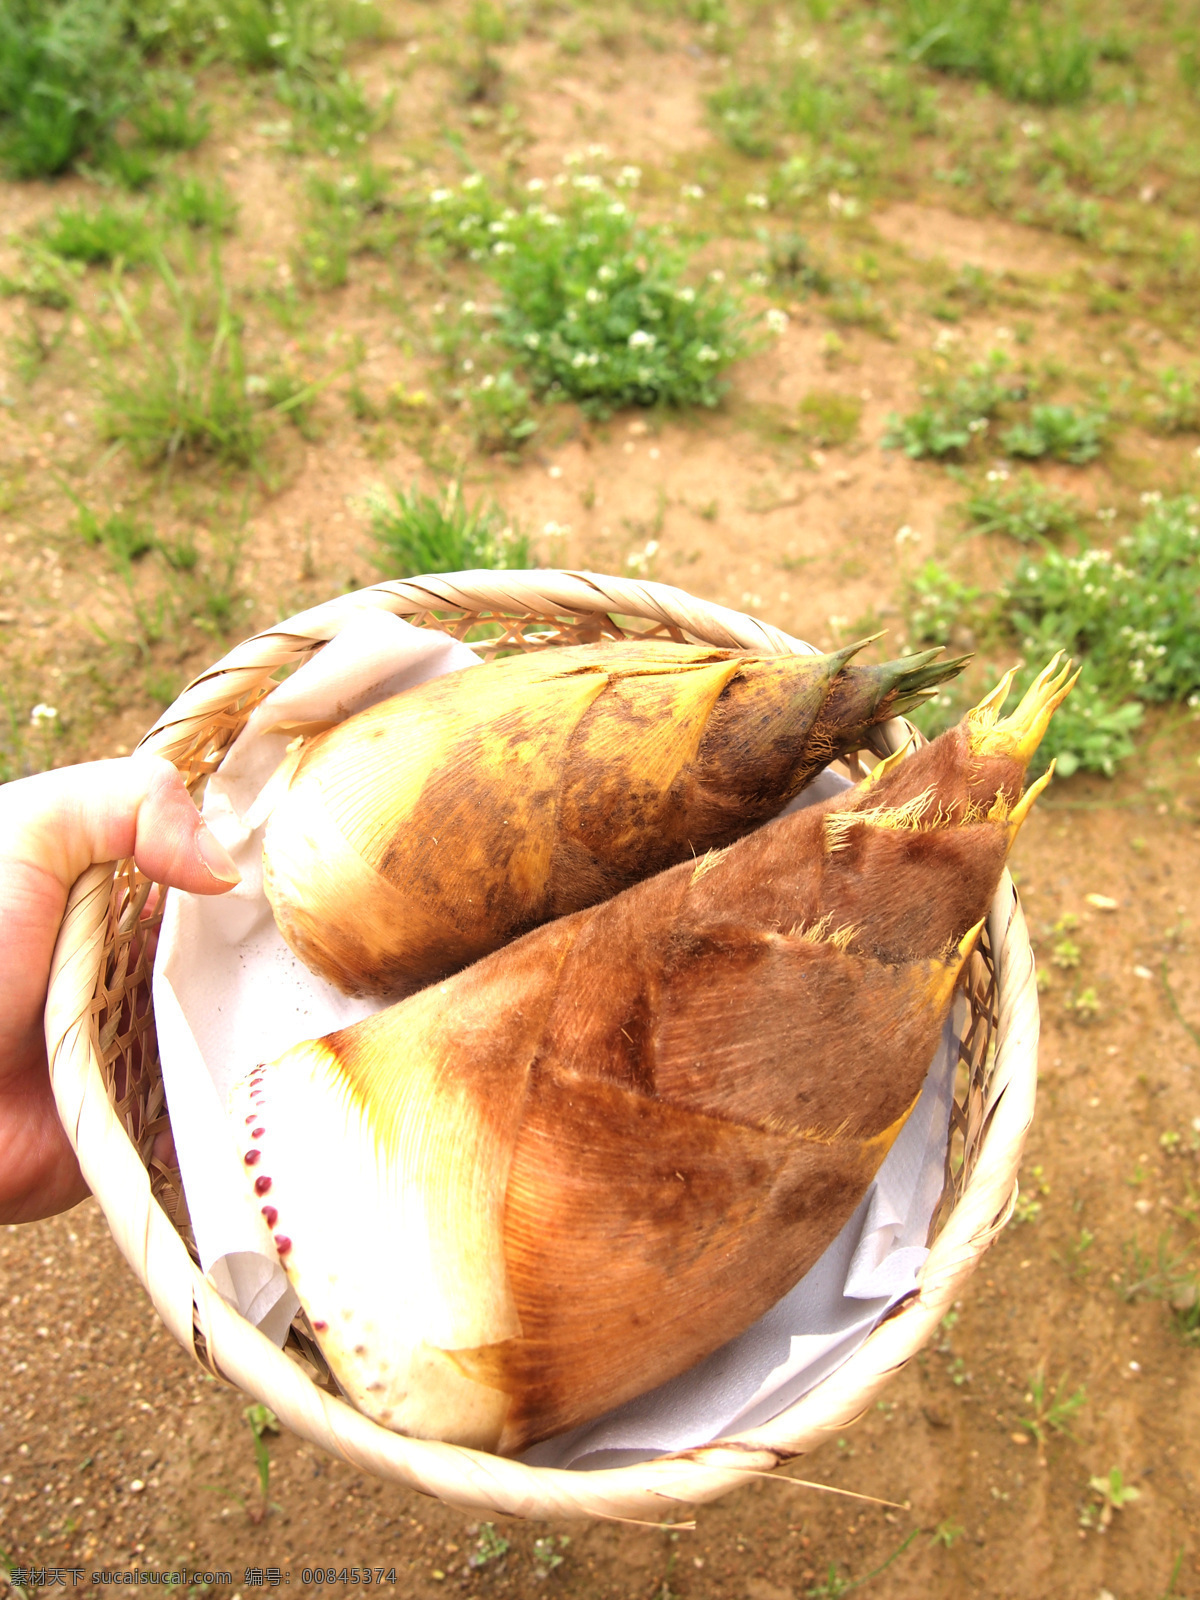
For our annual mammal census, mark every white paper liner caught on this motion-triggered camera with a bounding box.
[152,614,957,1470]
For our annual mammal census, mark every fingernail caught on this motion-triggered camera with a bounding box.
[197,825,241,885]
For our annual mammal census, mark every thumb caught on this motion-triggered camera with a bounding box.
[0,755,241,898]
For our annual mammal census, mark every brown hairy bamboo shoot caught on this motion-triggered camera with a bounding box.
[261,639,967,996]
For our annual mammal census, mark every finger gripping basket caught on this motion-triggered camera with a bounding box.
[43,571,1039,1522]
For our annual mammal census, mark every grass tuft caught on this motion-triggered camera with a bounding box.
[885,351,1026,460]
[913,493,1200,777]
[894,0,1094,106]
[99,252,264,469]
[0,0,129,176]
[162,173,239,233]
[368,480,533,577]
[40,200,152,266]
[1001,403,1106,465]
[130,75,210,150]
[963,471,1085,544]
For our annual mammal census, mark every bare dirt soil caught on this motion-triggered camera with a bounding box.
[2,3,1199,1597]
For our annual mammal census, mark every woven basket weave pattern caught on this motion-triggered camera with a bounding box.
[44,571,1038,1522]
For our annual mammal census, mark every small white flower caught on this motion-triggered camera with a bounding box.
[524,332,541,349]
[1140,490,1162,505]
[597,263,617,283]
[745,192,769,210]
[765,308,789,336]
[30,703,57,726]
[986,468,1010,482]
[993,326,1013,341]
[462,358,475,373]
[584,287,604,304]
[895,525,921,546]
[526,177,546,192]
[708,269,725,284]
[607,201,626,216]
[543,519,572,537]
[461,300,477,315]
[491,240,515,255]
[675,286,695,303]
[696,344,719,362]
[680,183,705,200]
[548,464,563,478]
[429,188,451,204]
[617,165,642,188]
[628,329,656,350]
[267,30,288,47]
[478,374,495,390]
[461,172,483,189]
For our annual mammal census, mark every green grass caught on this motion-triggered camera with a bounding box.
[894,0,1095,107]
[1146,367,1200,435]
[1119,1235,1200,1346]
[1001,403,1107,464]
[761,229,833,294]
[709,78,776,158]
[368,480,533,578]
[130,75,210,150]
[99,253,264,469]
[1016,1364,1087,1447]
[257,364,323,440]
[0,240,79,307]
[963,471,1085,544]
[74,503,156,566]
[884,351,1027,460]
[275,64,386,155]
[464,367,539,456]
[297,161,396,287]
[905,560,981,648]
[0,0,130,176]
[795,389,861,448]
[914,492,1200,777]
[413,168,749,415]
[40,200,152,265]
[495,203,745,411]
[162,173,239,233]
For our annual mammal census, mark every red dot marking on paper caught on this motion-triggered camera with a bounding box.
[244,1149,261,1166]
[254,1176,272,1196]
[313,1320,328,1332]
[275,1235,292,1256]
[245,1114,256,1126]
[261,1205,278,1227]
[251,1127,265,1138]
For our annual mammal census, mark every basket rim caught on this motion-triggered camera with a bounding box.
[44,569,1040,1522]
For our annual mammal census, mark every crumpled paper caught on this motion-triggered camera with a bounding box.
[152,612,957,1469]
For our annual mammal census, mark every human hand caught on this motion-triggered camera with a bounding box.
[0,757,240,1225]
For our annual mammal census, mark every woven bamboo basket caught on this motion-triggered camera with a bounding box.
[44,570,1038,1523]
